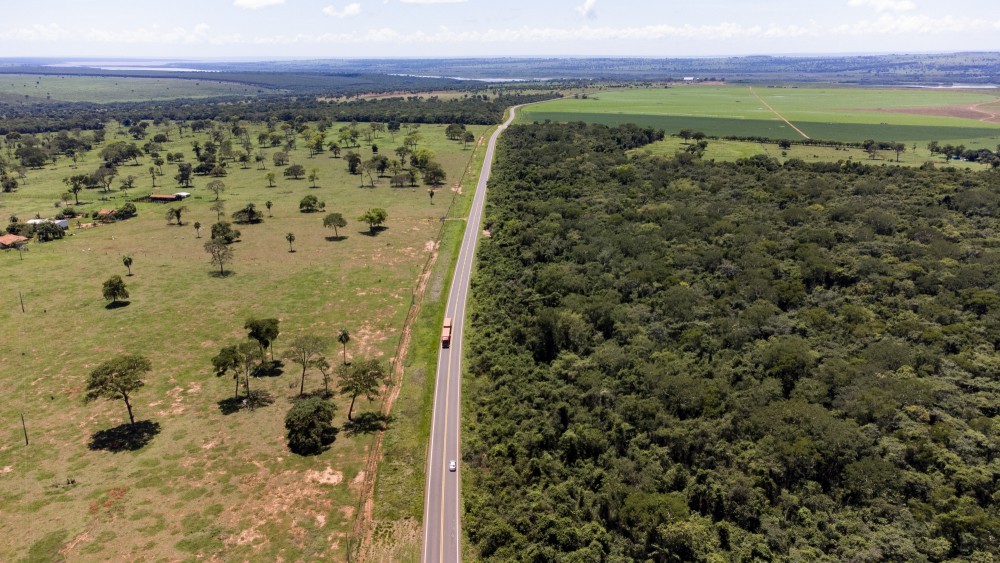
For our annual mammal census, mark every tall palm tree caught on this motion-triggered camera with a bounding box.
[337,329,350,365]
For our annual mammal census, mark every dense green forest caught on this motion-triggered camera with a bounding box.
[465,122,1000,561]
[0,92,560,134]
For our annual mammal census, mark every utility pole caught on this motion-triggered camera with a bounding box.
[21,413,28,446]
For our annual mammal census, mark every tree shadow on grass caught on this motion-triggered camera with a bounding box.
[324,235,348,242]
[88,420,160,452]
[217,390,275,415]
[359,226,387,237]
[105,301,131,310]
[289,427,340,456]
[343,412,393,436]
[287,389,335,404]
[256,359,285,377]
[209,270,236,278]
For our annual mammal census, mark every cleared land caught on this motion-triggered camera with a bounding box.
[520,86,1000,148]
[0,74,273,103]
[0,120,484,561]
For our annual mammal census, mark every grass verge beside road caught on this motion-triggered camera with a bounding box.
[360,124,497,561]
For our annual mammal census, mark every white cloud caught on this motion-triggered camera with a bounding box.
[833,13,994,34]
[847,0,916,12]
[0,23,71,41]
[575,0,597,18]
[399,0,466,4]
[83,23,220,44]
[233,0,286,9]
[323,3,363,18]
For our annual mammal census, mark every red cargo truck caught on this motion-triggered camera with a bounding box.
[441,317,453,348]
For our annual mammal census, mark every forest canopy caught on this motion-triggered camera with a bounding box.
[465,122,1000,561]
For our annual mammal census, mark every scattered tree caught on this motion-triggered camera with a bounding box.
[423,161,446,185]
[85,354,151,427]
[212,341,261,400]
[315,357,334,397]
[210,221,240,244]
[165,206,188,226]
[194,221,202,238]
[358,207,388,234]
[339,357,388,421]
[337,329,350,365]
[284,164,306,180]
[323,212,347,237]
[345,151,362,174]
[299,194,325,213]
[102,275,129,304]
[206,179,226,201]
[210,200,226,221]
[232,203,263,224]
[174,162,193,187]
[284,335,328,396]
[265,200,273,217]
[245,318,280,362]
[265,172,276,187]
[205,239,234,275]
[122,255,133,276]
[286,232,296,252]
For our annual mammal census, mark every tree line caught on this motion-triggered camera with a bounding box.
[0,92,561,135]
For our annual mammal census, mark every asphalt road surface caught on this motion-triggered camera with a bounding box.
[421,105,522,563]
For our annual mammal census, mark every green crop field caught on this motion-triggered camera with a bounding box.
[520,86,1000,148]
[0,74,273,103]
[0,120,485,560]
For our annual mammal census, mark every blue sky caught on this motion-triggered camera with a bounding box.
[1,0,998,59]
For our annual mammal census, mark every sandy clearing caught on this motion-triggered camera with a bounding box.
[852,97,1000,124]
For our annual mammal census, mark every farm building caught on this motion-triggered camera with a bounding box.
[149,194,181,203]
[26,218,69,229]
[0,234,29,248]
[174,192,191,199]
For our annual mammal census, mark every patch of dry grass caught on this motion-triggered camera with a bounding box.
[0,119,485,561]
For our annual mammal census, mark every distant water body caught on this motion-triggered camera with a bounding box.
[46,61,216,73]
[900,83,999,89]
[389,73,550,83]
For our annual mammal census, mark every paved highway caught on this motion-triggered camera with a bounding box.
[422,105,522,562]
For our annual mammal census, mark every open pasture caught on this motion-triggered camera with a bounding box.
[0,73,273,103]
[0,119,484,560]
[521,86,1000,147]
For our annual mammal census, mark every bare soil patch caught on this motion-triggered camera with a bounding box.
[855,97,1000,123]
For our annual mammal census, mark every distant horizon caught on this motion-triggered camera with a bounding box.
[2,1,998,59]
[3,49,998,65]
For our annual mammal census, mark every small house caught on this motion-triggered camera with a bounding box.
[174,192,191,199]
[0,234,28,249]
[96,209,116,222]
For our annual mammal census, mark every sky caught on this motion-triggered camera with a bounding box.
[0,0,998,59]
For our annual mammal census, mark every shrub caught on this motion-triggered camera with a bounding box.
[299,195,325,213]
[210,221,240,244]
[285,397,337,455]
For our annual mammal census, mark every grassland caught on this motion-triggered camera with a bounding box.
[520,85,1000,148]
[0,120,485,561]
[0,74,273,103]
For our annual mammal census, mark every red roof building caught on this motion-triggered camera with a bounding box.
[0,234,29,248]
